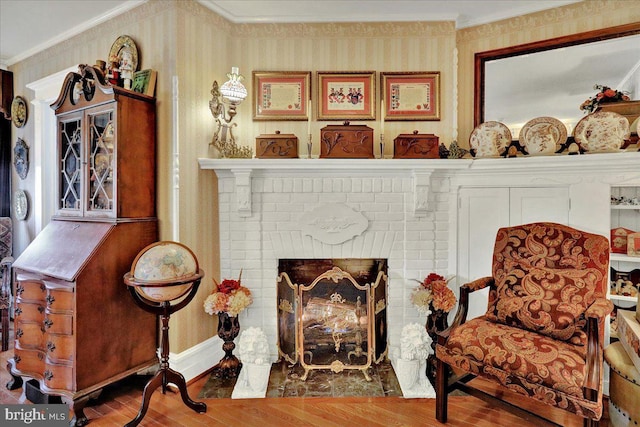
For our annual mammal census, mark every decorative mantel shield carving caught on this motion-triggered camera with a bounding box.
[299,203,368,245]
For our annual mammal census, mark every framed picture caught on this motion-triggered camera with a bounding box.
[381,72,441,121]
[253,71,311,121]
[317,71,375,120]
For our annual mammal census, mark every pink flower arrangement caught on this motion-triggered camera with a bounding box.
[411,273,457,315]
[204,271,252,317]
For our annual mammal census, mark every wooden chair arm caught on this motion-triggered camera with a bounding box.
[582,298,612,402]
[436,276,494,345]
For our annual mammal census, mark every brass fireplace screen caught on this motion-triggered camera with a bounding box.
[277,259,388,381]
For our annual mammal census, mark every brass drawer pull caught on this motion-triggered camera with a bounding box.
[43,370,53,381]
[16,284,24,296]
[44,318,53,329]
[15,329,23,339]
[46,295,56,306]
[47,341,56,353]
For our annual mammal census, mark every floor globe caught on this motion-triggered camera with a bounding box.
[128,241,199,302]
[123,241,206,427]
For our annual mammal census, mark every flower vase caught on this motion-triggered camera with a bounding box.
[212,312,242,378]
[425,309,449,382]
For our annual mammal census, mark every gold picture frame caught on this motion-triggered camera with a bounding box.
[381,72,441,121]
[317,71,376,120]
[253,71,311,121]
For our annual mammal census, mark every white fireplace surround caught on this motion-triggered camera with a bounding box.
[197,153,640,374]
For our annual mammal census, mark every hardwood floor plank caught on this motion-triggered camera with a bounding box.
[1,344,610,427]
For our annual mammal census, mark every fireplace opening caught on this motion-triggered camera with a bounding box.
[277,259,388,380]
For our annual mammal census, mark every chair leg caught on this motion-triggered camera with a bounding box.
[435,356,448,423]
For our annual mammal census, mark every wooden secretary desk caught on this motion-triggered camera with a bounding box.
[7,65,158,426]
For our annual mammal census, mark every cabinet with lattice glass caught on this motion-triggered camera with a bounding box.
[8,65,158,426]
[54,65,155,219]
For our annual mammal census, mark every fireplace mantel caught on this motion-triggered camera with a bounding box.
[198,158,473,217]
[198,153,639,217]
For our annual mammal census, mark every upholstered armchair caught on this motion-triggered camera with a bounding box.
[436,222,612,427]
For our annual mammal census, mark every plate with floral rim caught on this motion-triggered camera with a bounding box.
[108,35,138,72]
[574,111,630,153]
[469,121,512,158]
[519,116,567,156]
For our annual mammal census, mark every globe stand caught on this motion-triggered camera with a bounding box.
[123,270,207,427]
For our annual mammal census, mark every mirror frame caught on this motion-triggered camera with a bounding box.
[474,22,640,127]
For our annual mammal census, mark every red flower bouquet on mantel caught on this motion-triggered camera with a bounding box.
[580,84,630,114]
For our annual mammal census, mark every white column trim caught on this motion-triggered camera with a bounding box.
[26,66,76,233]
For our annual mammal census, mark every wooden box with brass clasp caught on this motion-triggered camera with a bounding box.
[255,131,298,158]
[393,130,439,159]
[320,121,374,159]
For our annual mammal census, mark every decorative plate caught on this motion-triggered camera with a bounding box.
[11,96,28,128]
[14,190,28,221]
[574,111,630,153]
[13,138,29,180]
[469,121,512,158]
[108,35,139,72]
[519,116,567,156]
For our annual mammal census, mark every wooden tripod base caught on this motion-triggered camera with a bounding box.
[123,270,207,427]
[124,366,206,427]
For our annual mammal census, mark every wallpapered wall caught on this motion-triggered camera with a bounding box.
[7,0,640,352]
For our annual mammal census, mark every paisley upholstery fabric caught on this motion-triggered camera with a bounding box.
[436,222,611,422]
[436,315,604,419]
[485,223,609,342]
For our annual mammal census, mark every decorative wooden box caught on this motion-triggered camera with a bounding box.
[393,130,439,159]
[320,122,374,159]
[256,131,298,158]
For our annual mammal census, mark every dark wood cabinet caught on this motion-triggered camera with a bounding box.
[8,65,158,426]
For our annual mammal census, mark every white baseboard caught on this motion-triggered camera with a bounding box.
[167,335,224,383]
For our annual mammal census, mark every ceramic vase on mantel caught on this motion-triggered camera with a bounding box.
[425,309,449,382]
[212,312,242,378]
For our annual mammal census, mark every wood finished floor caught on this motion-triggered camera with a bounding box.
[0,325,609,427]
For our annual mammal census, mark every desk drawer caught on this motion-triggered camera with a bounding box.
[43,361,74,392]
[43,312,73,335]
[14,346,46,377]
[45,334,74,363]
[15,321,44,349]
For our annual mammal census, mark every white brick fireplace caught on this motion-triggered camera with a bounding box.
[198,158,471,361]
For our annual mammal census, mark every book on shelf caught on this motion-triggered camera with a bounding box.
[132,69,157,97]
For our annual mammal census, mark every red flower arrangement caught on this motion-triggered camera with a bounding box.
[580,84,630,113]
[411,273,457,315]
[203,271,252,317]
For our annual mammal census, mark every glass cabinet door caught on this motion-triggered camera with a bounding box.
[59,115,83,213]
[87,110,115,215]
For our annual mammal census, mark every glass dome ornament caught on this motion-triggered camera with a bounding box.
[123,241,206,427]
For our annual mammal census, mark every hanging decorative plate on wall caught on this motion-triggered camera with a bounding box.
[14,190,29,221]
[13,138,29,180]
[11,96,27,128]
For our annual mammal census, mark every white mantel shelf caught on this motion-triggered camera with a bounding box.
[198,152,639,217]
[198,151,639,176]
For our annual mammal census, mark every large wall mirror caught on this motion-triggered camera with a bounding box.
[475,23,640,137]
